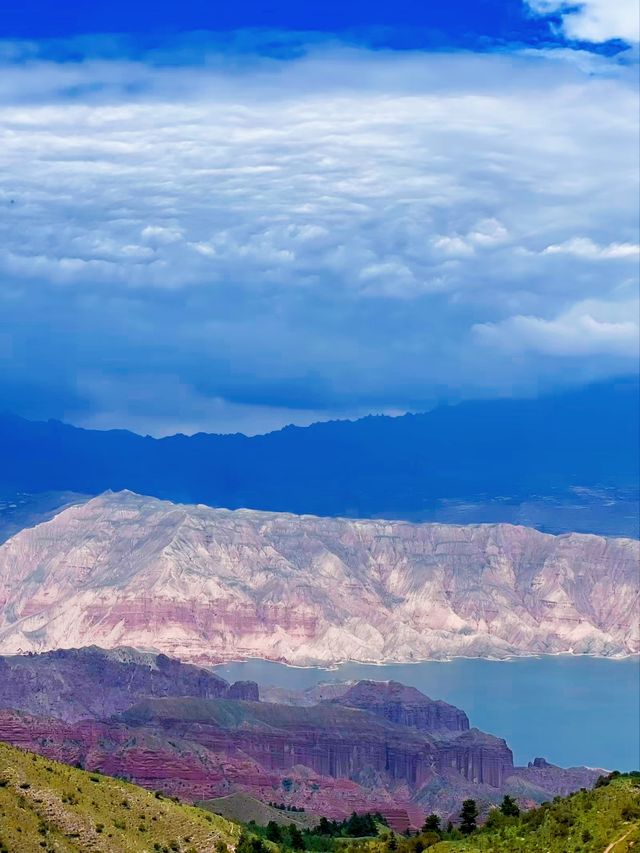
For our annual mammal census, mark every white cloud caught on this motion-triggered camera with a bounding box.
[527,0,640,43]
[0,43,637,431]
[542,237,640,259]
[432,218,509,256]
[474,299,640,357]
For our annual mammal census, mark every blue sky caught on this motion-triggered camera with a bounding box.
[0,0,572,44]
[0,1,638,435]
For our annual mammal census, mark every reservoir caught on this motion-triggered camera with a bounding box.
[214,655,639,771]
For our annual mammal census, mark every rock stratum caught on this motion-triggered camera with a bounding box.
[0,648,601,824]
[0,490,637,663]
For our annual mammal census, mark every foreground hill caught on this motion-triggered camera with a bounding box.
[0,490,636,663]
[430,774,640,852]
[0,740,238,853]
[1,380,637,534]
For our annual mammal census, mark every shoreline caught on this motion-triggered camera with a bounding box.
[209,649,640,673]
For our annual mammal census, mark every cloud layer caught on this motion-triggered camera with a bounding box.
[527,0,640,44]
[1,42,638,434]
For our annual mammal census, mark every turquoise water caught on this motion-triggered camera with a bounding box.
[213,656,640,771]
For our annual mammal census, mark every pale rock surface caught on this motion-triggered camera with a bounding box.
[0,490,637,664]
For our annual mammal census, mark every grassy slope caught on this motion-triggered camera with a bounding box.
[0,741,240,853]
[199,793,320,830]
[431,776,640,853]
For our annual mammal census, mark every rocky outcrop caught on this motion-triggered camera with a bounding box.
[0,491,636,664]
[331,680,470,732]
[0,646,258,721]
[435,729,513,787]
[228,680,260,701]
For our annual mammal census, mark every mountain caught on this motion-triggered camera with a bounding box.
[0,659,602,824]
[0,490,637,664]
[0,739,238,853]
[1,379,638,534]
[0,646,257,722]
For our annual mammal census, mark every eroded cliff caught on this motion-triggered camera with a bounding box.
[0,490,637,663]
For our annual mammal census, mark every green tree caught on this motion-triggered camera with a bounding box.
[499,795,520,818]
[265,821,282,843]
[317,817,334,837]
[237,834,268,853]
[459,800,478,835]
[288,825,305,850]
[421,814,441,833]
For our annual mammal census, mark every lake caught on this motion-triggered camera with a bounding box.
[213,656,639,771]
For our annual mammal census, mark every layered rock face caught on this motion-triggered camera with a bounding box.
[0,646,258,721]
[122,697,447,788]
[434,730,513,787]
[0,490,637,664]
[332,680,470,732]
[0,695,512,815]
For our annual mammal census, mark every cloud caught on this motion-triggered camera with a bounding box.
[432,218,509,257]
[541,238,640,259]
[527,0,640,44]
[474,299,640,357]
[0,41,638,433]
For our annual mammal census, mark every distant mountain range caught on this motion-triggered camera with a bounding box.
[0,490,637,663]
[0,646,603,824]
[1,379,638,533]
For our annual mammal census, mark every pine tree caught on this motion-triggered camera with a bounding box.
[421,814,441,833]
[265,821,282,843]
[499,795,520,817]
[288,825,305,850]
[459,799,478,834]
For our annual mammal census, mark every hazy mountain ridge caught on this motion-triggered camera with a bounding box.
[1,380,637,532]
[0,490,636,664]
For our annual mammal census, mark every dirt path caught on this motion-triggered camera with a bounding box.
[603,827,635,853]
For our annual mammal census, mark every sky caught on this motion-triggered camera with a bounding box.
[1,0,638,436]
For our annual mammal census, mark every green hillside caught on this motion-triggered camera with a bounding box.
[404,774,640,853]
[0,741,239,853]
[200,793,320,830]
